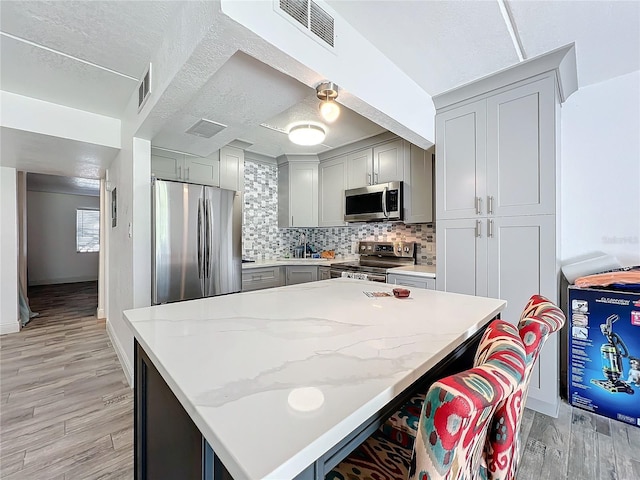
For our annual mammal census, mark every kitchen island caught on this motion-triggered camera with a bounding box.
[124,278,506,480]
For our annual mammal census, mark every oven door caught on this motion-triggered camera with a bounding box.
[330,269,387,282]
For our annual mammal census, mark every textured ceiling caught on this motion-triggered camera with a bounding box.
[27,172,100,197]
[328,0,640,95]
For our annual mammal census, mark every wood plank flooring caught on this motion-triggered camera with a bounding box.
[1,282,638,479]
[0,282,133,479]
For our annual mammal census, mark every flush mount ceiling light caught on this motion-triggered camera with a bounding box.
[288,124,326,146]
[316,81,340,123]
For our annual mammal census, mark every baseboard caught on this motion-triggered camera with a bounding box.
[0,322,20,335]
[106,319,133,388]
[525,394,560,418]
[28,276,98,286]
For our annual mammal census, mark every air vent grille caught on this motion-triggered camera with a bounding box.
[310,1,334,47]
[138,64,151,111]
[185,119,227,138]
[278,0,334,48]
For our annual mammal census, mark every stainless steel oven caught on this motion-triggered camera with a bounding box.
[329,241,415,282]
[344,181,403,222]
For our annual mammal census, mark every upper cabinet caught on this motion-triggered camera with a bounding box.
[346,139,404,189]
[278,159,318,228]
[436,75,556,220]
[151,146,244,191]
[219,146,245,192]
[318,137,432,226]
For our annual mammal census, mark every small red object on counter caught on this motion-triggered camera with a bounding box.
[392,288,410,298]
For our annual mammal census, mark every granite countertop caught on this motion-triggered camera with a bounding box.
[123,279,504,480]
[387,265,437,278]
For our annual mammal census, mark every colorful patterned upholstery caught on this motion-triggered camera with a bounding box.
[484,295,566,480]
[326,320,526,480]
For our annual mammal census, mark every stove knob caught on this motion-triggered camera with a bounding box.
[404,246,410,253]
[396,246,402,252]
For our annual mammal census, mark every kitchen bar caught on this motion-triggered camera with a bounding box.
[124,278,506,480]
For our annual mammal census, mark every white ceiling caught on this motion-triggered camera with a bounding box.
[327,0,640,95]
[27,172,100,197]
[1,0,639,174]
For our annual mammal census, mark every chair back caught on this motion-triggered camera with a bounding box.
[409,320,526,480]
[484,295,566,480]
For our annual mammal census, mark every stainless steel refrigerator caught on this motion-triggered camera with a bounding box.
[152,179,242,305]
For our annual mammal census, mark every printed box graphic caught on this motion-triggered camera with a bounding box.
[568,286,640,427]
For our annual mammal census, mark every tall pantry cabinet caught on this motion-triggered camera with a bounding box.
[435,45,577,417]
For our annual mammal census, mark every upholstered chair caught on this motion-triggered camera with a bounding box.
[326,320,526,480]
[483,295,565,480]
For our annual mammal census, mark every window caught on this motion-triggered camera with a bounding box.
[76,209,100,253]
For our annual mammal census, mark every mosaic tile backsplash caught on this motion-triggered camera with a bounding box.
[242,160,436,265]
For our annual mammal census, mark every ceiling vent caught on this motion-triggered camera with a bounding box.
[278,0,335,48]
[138,64,151,112]
[185,119,227,138]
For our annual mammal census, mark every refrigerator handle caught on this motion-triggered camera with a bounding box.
[205,199,212,279]
[197,199,204,279]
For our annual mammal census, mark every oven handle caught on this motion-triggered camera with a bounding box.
[329,269,387,282]
[381,186,388,218]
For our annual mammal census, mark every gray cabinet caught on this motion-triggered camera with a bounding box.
[387,273,435,290]
[219,146,244,192]
[403,145,433,224]
[242,266,284,292]
[318,266,331,280]
[151,147,220,187]
[346,139,404,188]
[285,266,318,285]
[278,161,319,228]
[318,156,347,227]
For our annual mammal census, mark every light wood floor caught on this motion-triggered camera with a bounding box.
[1,282,638,479]
[0,282,133,479]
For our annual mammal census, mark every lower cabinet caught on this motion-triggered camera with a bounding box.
[242,266,284,292]
[387,273,435,290]
[286,266,318,285]
[318,266,331,280]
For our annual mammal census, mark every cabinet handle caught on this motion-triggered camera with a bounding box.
[185,167,190,180]
[475,220,482,238]
[476,196,483,215]
[291,216,294,226]
[374,172,379,184]
[178,165,182,179]
[367,173,371,185]
[488,196,494,215]
[488,219,494,238]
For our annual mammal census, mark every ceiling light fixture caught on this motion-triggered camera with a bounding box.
[316,81,340,123]
[288,124,326,146]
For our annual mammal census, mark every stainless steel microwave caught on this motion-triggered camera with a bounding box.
[344,181,403,222]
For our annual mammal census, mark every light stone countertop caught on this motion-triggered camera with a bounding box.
[241,258,355,269]
[387,265,437,278]
[123,279,505,480]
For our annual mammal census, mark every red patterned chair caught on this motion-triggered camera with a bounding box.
[482,295,565,480]
[326,320,526,480]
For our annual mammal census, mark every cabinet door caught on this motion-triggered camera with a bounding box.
[486,214,556,325]
[387,274,434,290]
[151,148,182,181]
[289,163,318,227]
[184,154,219,186]
[318,267,331,280]
[319,156,347,227]
[486,76,557,217]
[373,139,404,184]
[346,149,373,189]
[436,218,487,296]
[286,266,318,285]
[219,146,244,191]
[435,100,487,220]
[404,145,433,224]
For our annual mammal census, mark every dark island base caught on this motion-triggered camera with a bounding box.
[134,323,488,480]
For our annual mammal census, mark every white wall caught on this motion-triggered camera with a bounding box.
[0,167,19,334]
[26,191,99,285]
[561,70,640,265]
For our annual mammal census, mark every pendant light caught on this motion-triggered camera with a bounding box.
[316,82,340,123]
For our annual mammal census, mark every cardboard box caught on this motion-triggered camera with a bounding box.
[568,286,640,426]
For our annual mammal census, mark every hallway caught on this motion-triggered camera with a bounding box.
[0,282,133,479]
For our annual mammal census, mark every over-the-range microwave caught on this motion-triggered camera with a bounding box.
[344,181,403,222]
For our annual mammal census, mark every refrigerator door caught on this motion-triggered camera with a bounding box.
[152,180,205,304]
[203,187,242,296]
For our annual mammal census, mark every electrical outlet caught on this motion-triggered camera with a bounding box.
[245,240,253,250]
[426,243,433,253]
